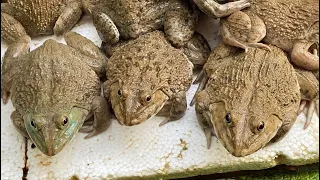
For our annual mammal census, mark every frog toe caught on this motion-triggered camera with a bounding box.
[79,126,94,133]
[1,91,10,104]
[303,100,316,129]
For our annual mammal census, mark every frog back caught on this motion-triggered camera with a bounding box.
[107,31,193,95]
[6,0,66,36]
[251,0,319,51]
[204,44,300,138]
[11,40,100,115]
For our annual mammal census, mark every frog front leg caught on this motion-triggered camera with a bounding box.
[1,35,31,104]
[195,90,215,149]
[193,0,250,18]
[64,32,108,79]
[157,91,188,126]
[80,96,112,139]
[164,1,198,47]
[11,111,29,138]
[295,67,319,129]
[1,4,28,44]
[53,0,82,36]
[220,11,271,52]
[291,41,319,71]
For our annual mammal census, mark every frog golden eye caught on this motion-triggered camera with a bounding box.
[257,122,264,131]
[31,120,36,128]
[146,95,152,102]
[62,117,68,126]
[118,89,122,96]
[225,113,232,124]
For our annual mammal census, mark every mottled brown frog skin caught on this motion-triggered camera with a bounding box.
[1,32,111,156]
[193,43,318,157]
[220,0,319,71]
[82,0,212,67]
[1,0,82,45]
[103,31,193,126]
[82,0,197,47]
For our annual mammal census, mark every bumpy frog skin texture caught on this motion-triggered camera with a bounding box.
[1,0,82,44]
[220,0,319,70]
[102,31,211,68]
[103,31,193,126]
[81,0,198,48]
[1,32,111,156]
[193,43,318,157]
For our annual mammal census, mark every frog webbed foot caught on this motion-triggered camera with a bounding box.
[64,32,108,79]
[299,100,318,129]
[158,91,187,126]
[53,0,82,36]
[193,0,250,18]
[1,35,31,104]
[79,96,112,139]
[91,10,119,45]
[291,41,319,71]
[181,32,211,68]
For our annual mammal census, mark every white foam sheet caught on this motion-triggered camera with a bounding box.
[1,14,319,180]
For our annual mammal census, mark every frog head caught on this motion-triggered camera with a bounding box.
[24,107,87,156]
[109,81,169,126]
[210,101,283,157]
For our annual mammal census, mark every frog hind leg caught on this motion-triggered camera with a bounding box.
[195,90,215,149]
[291,41,319,71]
[11,111,29,138]
[158,91,187,126]
[53,0,82,36]
[220,11,270,53]
[64,31,108,79]
[1,35,31,104]
[181,32,211,68]
[1,9,28,45]
[80,96,112,139]
[90,8,119,45]
[164,1,198,47]
[193,0,250,18]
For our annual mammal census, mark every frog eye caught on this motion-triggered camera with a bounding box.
[118,89,122,96]
[30,120,36,128]
[62,117,68,126]
[145,95,152,102]
[225,113,232,124]
[257,121,264,131]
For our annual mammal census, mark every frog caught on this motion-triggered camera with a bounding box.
[1,32,111,156]
[81,0,198,47]
[1,0,83,45]
[81,0,212,67]
[103,31,193,126]
[218,0,319,71]
[192,43,318,157]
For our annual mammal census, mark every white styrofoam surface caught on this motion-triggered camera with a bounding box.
[1,15,319,180]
